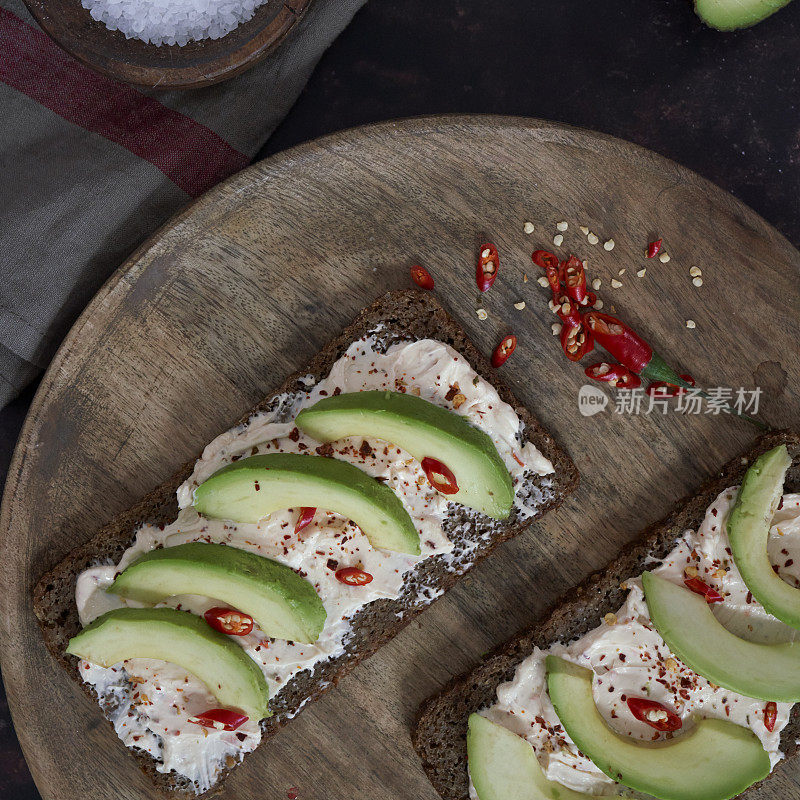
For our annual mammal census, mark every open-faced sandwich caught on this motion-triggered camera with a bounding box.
[33,289,578,796]
[415,433,800,800]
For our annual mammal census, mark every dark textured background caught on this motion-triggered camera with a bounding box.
[3,0,800,795]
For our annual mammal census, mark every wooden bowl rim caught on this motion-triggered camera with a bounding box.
[21,0,314,89]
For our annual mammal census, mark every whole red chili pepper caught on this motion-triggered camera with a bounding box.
[585,362,641,389]
[684,576,724,604]
[646,374,695,398]
[646,239,663,258]
[562,256,587,304]
[560,317,594,362]
[626,697,682,732]
[764,701,777,732]
[477,244,499,292]
[410,264,434,290]
[491,335,517,367]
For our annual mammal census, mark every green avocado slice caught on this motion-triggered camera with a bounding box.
[694,0,793,31]
[643,570,800,701]
[727,445,798,628]
[66,607,270,720]
[193,453,420,555]
[295,391,514,519]
[545,655,770,800]
[108,543,326,644]
[467,713,618,800]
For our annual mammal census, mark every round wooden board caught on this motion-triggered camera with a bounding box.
[2,115,799,800]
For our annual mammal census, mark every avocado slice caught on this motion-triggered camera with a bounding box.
[66,607,270,720]
[728,445,798,628]
[467,713,617,800]
[295,391,513,519]
[643,571,800,701]
[694,0,793,31]
[108,543,326,644]
[193,453,420,555]
[545,655,770,800]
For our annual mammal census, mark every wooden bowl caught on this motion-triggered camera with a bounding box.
[22,0,313,88]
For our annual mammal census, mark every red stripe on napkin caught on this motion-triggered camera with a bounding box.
[0,8,250,197]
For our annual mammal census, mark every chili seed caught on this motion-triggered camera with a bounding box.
[514,301,526,310]
[551,322,562,336]
[693,277,703,287]
[637,268,646,277]
[476,308,488,320]
[580,225,590,235]
[587,232,599,245]
[537,276,550,288]
[659,252,671,263]
[591,278,602,290]
[611,279,623,288]
[686,319,696,329]
[603,613,617,625]
[556,221,568,231]
[689,266,702,277]
[553,234,564,246]
[523,221,535,234]
[604,239,615,251]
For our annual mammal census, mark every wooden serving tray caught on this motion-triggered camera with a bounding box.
[2,116,799,800]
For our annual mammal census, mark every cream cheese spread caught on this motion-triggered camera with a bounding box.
[474,490,800,797]
[73,335,554,793]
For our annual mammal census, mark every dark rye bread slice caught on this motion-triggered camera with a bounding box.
[414,430,800,800]
[33,288,578,798]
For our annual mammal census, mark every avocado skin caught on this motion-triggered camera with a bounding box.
[66,607,270,719]
[109,542,327,643]
[728,445,799,629]
[295,390,514,519]
[194,452,421,555]
[546,655,770,800]
[695,0,793,30]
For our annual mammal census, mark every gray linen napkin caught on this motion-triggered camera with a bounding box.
[0,0,367,406]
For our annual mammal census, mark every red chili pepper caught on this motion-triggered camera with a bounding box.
[335,567,374,586]
[579,290,597,309]
[491,335,517,367]
[189,709,249,731]
[477,243,499,292]
[421,456,460,494]
[646,239,663,258]
[582,311,691,387]
[585,362,642,389]
[560,317,594,362]
[410,265,434,290]
[532,250,560,272]
[204,607,254,636]
[684,577,724,604]
[646,374,696,398]
[294,507,316,534]
[764,701,777,732]
[562,256,587,304]
[626,697,682,732]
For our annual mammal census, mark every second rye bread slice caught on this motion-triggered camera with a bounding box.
[33,288,578,798]
[413,430,800,800]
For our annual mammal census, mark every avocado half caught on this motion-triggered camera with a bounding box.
[467,713,619,800]
[727,445,799,628]
[695,0,793,30]
[194,453,420,555]
[108,543,327,644]
[296,391,514,519]
[66,607,270,720]
[545,656,770,800]
[643,570,800,701]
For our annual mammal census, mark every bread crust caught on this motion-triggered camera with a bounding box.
[412,430,800,800]
[32,289,579,798]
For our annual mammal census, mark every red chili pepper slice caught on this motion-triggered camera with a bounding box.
[410,264,434,290]
[764,701,777,732]
[421,456,459,494]
[646,239,663,258]
[560,317,594,362]
[491,334,517,367]
[585,362,642,389]
[579,290,598,308]
[477,243,499,292]
[645,374,695,398]
[335,567,374,586]
[684,577,724,604]
[562,256,587,304]
[626,697,682,732]
[294,507,316,534]
[189,708,249,731]
[532,250,560,272]
[204,607,254,636]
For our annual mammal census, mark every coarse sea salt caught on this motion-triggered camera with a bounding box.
[83,0,270,46]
